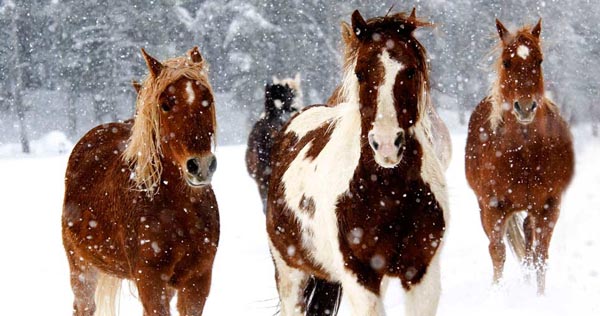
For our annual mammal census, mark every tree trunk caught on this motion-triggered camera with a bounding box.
[9,3,30,153]
[66,82,78,139]
[16,95,30,154]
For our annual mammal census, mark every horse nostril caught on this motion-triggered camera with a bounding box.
[368,133,379,150]
[394,131,404,148]
[186,158,200,175]
[208,156,217,173]
[514,102,521,112]
[532,102,538,110]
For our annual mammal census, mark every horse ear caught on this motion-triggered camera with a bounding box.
[531,18,542,38]
[495,19,511,44]
[141,48,163,78]
[132,80,142,94]
[351,10,369,41]
[188,46,203,63]
[294,73,301,85]
[341,21,355,44]
[272,75,280,84]
[409,7,416,19]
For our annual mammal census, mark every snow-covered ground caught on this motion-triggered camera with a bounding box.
[2,121,599,315]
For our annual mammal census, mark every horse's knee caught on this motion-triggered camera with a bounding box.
[176,273,212,316]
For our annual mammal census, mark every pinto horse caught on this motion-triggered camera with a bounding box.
[267,10,449,316]
[465,19,574,295]
[62,47,219,316]
[246,76,302,213]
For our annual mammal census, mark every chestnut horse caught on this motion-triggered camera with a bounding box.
[465,19,574,295]
[62,47,219,316]
[267,10,448,316]
[246,76,302,214]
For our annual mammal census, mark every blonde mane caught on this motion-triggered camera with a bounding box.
[488,25,557,131]
[123,53,214,195]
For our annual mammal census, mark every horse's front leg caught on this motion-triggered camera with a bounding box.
[64,240,98,316]
[135,270,171,316]
[341,274,384,316]
[270,242,310,316]
[480,201,509,283]
[403,253,441,316]
[176,271,212,316]
[532,197,561,295]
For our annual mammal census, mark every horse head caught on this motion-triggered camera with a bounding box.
[125,47,217,193]
[494,19,544,125]
[342,9,431,168]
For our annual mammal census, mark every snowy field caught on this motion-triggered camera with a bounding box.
[1,121,599,315]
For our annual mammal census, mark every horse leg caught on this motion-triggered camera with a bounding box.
[135,272,171,316]
[533,198,561,295]
[65,244,98,316]
[404,254,441,316]
[270,245,309,316]
[341,277,384,316]
[176,271,212,316]
[523,215,537,278]
[481,204,509,283]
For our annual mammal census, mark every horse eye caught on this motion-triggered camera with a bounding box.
[355,71,364,82]
[503,60,511,69]
[161,103,171,112]
[406,68,416,79]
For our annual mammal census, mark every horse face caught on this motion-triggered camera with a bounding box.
[265,83,297,116]
[351,10,426,168]
[158,76,217,187]
[496,19,544,125]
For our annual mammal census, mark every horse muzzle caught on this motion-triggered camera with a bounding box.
[368,129,405,168]
[513,100,538,125]
[184,154,217,187]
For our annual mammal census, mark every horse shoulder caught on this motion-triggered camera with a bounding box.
[542,100,576,184]
[67,121,132,183]
[465,99,493,187]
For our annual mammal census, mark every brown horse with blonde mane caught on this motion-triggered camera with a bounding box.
[465,19,574,295]
[62,47,219,316]
[267,10,449,316]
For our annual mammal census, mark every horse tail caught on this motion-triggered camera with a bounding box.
[304,276,342,316]
[94,272,122,316]
[505,211,527,263]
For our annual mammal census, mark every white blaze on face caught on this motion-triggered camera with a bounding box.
[517,45,530,60]
[274,99,283,109]
[370,50,404,167]
[185,81,195,105]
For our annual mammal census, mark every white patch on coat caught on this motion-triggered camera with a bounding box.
[404,251,441,316]
[410,117,450,225]
[185,81,195,105]
[342,279,385,315]
[370,50,405,167]
[269,240,307,316]
[517,45,530,60]
[374,50,404,134]
[274,99,283,109]
[282,102,361,281]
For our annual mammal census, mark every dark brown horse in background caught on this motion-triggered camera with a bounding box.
[246,77,301,214]
[267,10,449,316]
[62,47,219,316]
[465,19,574,295]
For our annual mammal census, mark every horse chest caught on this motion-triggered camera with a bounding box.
[477,132,569,206]
[336,173,445,272]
